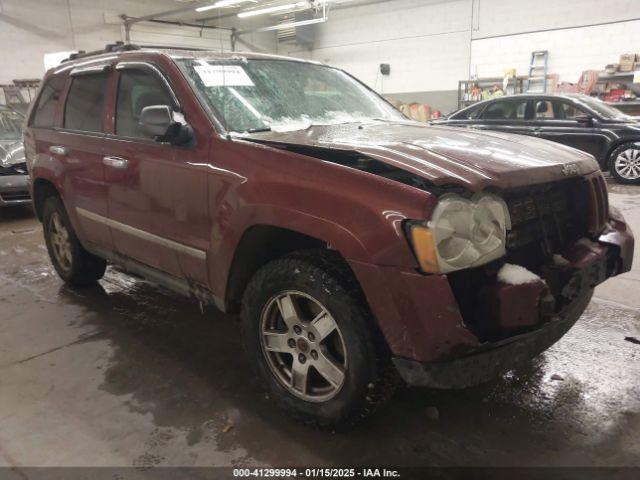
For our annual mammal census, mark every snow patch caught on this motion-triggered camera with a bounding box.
[230,55,248,64]
[270,111,379,133]
[497,263,542,285]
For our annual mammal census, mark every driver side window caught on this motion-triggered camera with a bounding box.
[116,69,173,138]
[534,100,555,119]
[555,101,583,120]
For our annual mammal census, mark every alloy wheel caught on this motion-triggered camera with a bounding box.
[49,212,72,271]
[614,148,640,180]
[260,291,347,402]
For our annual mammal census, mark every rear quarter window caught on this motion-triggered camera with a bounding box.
[451,104,483,120]
[31,76,66,128]
[63,73,109,133]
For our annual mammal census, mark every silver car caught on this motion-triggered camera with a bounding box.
[0,106,29,207]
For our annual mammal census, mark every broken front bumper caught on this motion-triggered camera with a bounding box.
[392,288,592,388]
[349,212,634,388]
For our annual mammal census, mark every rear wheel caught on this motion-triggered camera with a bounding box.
[43,196,106,286]
[241,251,397,428]
[608,143,640,184]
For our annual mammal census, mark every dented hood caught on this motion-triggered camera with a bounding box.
[238,121,600,191]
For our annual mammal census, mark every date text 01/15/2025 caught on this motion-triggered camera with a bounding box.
[232,468,401,478]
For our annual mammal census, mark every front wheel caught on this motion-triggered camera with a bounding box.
[241,251,397,428]
[608,143,640,184]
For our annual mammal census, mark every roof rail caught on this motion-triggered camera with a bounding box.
[61,42,141,63]
[59,42,214,64]
[135,44,210,52]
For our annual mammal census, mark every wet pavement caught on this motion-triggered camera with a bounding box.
[0,179,639,469]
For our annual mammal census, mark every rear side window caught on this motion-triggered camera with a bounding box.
[31,76,66,128]
[482,99,528,120]
[116,69,173,138]
[63,73,109,132]
[481,99,528,120]
[451,103,483,120]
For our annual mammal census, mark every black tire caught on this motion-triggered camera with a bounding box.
[241,250,397,428]
[42,196,107,286]
[608,143,640,185]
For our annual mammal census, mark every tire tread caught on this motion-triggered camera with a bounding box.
[241,249,398,429]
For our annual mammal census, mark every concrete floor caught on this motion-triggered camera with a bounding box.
[0,179,639,469]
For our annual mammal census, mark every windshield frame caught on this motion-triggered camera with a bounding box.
[175,57,406,134]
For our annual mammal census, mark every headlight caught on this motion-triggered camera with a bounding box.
[407,193,510,273]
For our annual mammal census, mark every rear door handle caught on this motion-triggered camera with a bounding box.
[49,146,67,155]
[103,156,129,169]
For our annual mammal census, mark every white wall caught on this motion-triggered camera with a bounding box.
[0,0,277,85]
[283,0,473,94]
[0,0,165,84]
[2,0,640,109]
[471,0,640,81]
[283,0,640,109]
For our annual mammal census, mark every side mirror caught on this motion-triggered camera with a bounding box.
[139,105,194,145]
[575,114,594,126]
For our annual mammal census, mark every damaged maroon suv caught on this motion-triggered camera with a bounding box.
[24,45,634,427]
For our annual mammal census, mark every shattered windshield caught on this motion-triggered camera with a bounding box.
[177,58,404,133]
[0,109,23,141]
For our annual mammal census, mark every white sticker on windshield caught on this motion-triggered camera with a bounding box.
[194,65,254,87]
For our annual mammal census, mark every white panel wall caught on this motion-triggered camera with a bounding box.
[471,0,640,82]
[474,0,640,38]
[284,0,473,93]
[128,23,234,52]
[283,0,640,106]
[0,0,176,84]
[2,0,639,103]
[0,0,277,85]
[471,19,640,82]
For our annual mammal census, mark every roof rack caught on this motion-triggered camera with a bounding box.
[61,42,141,63]
[60,42,211,64]
[134,44,210,52]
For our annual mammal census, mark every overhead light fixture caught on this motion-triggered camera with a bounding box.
[195,0,254,13]
[256,17,326,31]
[237,2,307,18]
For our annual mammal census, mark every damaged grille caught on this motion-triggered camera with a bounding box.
[503,177,599,266]
[449,173,609,342]
[585,173,608,235]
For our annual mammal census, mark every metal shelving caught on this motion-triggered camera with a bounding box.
[457,77,525,109]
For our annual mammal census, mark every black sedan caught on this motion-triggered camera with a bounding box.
[434,93,640,184]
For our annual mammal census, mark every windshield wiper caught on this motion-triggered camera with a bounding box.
[245,127,272,133]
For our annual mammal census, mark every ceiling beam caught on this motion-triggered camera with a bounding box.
[122,1,216,27]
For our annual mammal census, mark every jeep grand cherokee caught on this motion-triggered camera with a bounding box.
[24,44,634,427]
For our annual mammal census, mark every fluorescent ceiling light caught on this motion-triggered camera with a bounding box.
[237,2,306,18]
[256,17,326,31]
[195,0,254,13]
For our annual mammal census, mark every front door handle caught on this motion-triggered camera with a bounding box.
[49,146,67,156]
[103,156,129,169]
